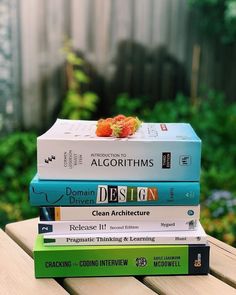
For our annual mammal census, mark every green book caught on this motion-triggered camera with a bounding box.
[34,235,209,278]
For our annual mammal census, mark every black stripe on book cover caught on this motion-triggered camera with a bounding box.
[188,244,210,275]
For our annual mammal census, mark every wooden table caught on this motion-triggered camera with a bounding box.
[1,218,236,295]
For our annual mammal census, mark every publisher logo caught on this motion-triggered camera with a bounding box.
[96,185,158,204]
[136,257,147,267]
[162,152,171,169]
[179,155,191,166]
[194,254,202,267]
[45,155,56,164]
[160,124,168,131]
[188,210,194,216]
[38,224,52,233]
[188,220,196,230]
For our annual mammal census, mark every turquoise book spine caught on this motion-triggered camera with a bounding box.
[30,175,200,206]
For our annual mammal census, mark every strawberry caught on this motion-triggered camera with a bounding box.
[97,117,113,124]
[113,114,126,122]
[125,116,142,134]
[96,118,113,137]
[96,115,141,137]
[111,121,131,138]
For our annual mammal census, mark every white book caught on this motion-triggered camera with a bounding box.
[43,222,207,246]
[37,119,201,181]
[38,219,198,235]
[40,205,200,222]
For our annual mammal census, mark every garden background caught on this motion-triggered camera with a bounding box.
[0,0,236,246]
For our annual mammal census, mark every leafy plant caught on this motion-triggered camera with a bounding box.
[60,40,99,120]
[0,132,38,227]
[189,0,236,44]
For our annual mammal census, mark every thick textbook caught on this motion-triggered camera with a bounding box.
[30,175,200,206]
[38,219,198,234]
[34,235,209,277]
[43,222,207,246]
[37,119,201,181]
[39,205,200,222]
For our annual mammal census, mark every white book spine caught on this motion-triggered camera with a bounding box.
[39,220,198,235]
[37,140,200,181]
[37,121,201,181]
[43,226,207,246]
[40,205,200,222]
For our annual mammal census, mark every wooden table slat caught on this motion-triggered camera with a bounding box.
[209,242,236,288]
[208,235,236,256]
[5,218,236,295]
[143,274,236,295]
[64,277,157,295]
[0,229,68,295]
[5,218,157,295]
[5,217,38,258]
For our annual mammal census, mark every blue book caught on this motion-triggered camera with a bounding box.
[30,175,200,206]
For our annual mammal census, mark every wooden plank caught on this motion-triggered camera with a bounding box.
[208,235,236,256]
[20,0,68,130]
[94,0,112,73]
[64,277,157,295]
[143,274,236,295]
[20,0,42,129]
[133,0,152,45]
[209,240,236,288]
[5,217,38,258]
[113,0,133,43]
[152,0,168,45]
[174,0,188,63]
[5,218,156,295]
[0,229,68,294]
[143,234,236,294]
[45,0,68,128]
[6,218,236,294]
[71,0,89,51]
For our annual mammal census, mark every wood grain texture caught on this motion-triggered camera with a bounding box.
[16,0,236,130]
[143,274,236,295]
[5,217,38,257]
[208,235,236,256]
[20,0,67,130]
[64,277,157,295]
[0,229,68,295]
[5,218,157,295]
[209,240,236,288]
[5,218,236,295]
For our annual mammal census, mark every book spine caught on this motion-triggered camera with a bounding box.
[34,237,210,277]
[30,180,200,206]
[39,205,200,222]
[37,140,201,181]
[43,231,207,246]
[38,220,198,234]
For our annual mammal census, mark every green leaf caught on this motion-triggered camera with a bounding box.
[66,53,84,66]
[82,92,99,111]
[74,70,90,83]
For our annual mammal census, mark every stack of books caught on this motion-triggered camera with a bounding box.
[30,119,210,278]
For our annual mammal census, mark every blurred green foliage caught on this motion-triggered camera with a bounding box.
[189,0,236,44]
[0,132,38,228]
[60,41,99,120]
[115,90,236,246]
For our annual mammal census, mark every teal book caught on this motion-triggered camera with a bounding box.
[34,235,209,278]
[30,175,200,206]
